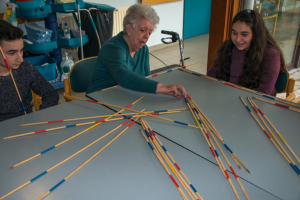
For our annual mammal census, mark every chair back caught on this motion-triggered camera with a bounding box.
[275,68,296,98]
[275,69,288,93]
[69,56,97,93]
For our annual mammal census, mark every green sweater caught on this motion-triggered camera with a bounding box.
[86,32,158,94]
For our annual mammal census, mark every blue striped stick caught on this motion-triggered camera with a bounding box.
[250,99,300,166]
[9,96,145,169]
[140,119,198,200]
[37,114,143,200]
[240,97,300,176]
[248,98,300,176]
[5,110,182,139]
[139,129,188,200]
[185,97,241,199]
[186,97,250,199]
[142,119,203,200]
[187,95,250,173]
[0,117,134,199]
[19,108,188,126]
[184,98,228,178]
[253,97,300,113]
[0,46,26,115]
[180,68,300,109]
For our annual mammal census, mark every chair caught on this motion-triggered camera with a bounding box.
[63,56,98,102]
[292,96,300,103]
[275,68,296,101]
[28,89,42,111]
[254,0,281,34]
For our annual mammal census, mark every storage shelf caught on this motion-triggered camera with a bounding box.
[23,36,57,54]
[57,34,88,48]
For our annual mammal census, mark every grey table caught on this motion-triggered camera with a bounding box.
[0,69,299,200]
[87,69,300,200]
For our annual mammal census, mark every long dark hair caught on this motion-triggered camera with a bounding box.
[214,10,285,88]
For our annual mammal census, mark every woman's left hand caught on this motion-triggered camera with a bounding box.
[156,83,187,99]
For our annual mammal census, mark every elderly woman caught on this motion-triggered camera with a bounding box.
[86,4,186,98]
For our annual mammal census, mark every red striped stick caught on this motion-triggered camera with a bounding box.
[37,114,144,200]
[139,129,188,200]
[253,97,300,113]
[18,108,187,126]
[142,119,203,200]
[187,94,249,173]
[140,119,194,200]
[240,97,300,176]
[187,96,249,199]
[5,111,181,139]
[0,45,26,114]
[9,96,145,169]
[180,68,300,109]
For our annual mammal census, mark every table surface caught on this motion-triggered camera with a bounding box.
[0,69,299,200]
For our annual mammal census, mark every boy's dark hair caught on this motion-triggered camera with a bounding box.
[0,20,23,45]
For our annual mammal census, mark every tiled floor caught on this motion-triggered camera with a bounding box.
[56,34,300,104]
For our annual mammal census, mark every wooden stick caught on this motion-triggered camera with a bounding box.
[187,95,250,173]
[253,97,300,113]
[180,67,300,109]
[185,99,227,178]
[76,96,201,129]
[5,111,181,139]
[251,99,300,165]
[187,97,249,199]
[0,116,135,200]
[248,98,300,173]
[139,129,188,200]
[184,98,240,200]
[9,96,145,169]
[0,46,26,114]
[240,97,299,175]
[141,119,203,200]
[18,108,188,126]
[100,62,198,92]
[37,114,143,200]
[140,119,194,200]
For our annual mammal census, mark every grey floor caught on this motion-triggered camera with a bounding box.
[56,34,300,104]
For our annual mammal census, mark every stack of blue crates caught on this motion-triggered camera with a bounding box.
[25,23,52,44]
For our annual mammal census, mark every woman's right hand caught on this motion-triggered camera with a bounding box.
[156,83,187,99]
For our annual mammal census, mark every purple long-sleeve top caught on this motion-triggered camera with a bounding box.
[207,46,280,96]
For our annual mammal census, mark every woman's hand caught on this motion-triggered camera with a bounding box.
[156,83,187,99]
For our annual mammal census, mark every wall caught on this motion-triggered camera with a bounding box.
[0,0,184,47]
[183,0,211,39]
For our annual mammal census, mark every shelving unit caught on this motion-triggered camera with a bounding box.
[11,0,115,89]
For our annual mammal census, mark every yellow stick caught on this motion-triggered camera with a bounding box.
[5,111,182,139]
[141,119,193,200]
[139,129,188,200]
[9,96,145,169]
[18,108,188,126]
[0,46,26,114]
[37,114,144,200]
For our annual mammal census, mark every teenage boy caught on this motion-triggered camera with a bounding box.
[0,20,59,122]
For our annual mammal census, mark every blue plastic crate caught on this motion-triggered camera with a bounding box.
[51,1,85,13]
[24,55,57,82]
[57,34,88,48]
[16,4,52,20]
[23,35,57,54]
[10,0,45,9]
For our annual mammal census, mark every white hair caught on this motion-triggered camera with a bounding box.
[123,4,160,34]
